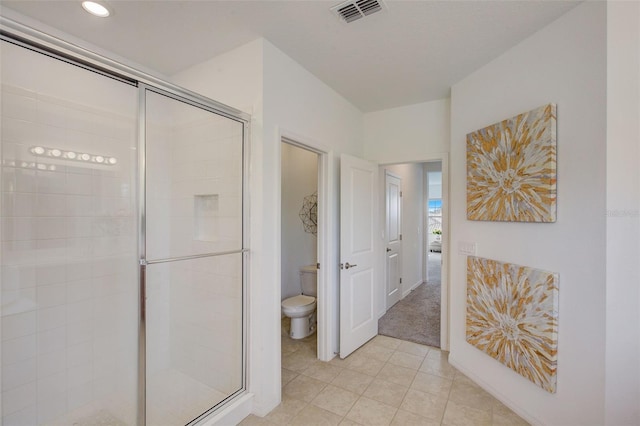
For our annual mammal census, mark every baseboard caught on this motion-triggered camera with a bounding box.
[378,308,386,319]
[447,355,541,426]
[402,280,424,298]
[199,392,253,426]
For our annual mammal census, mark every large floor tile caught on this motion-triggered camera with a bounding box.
[264,395,307,425]
[359,343,395,362]
[387,350,425,370]
[282,347,318,373]
[396,341,430,358]
[281,368,299,387]
[410,371,453,397]
[303,362,343,383]
[288,404,343,426]
[400,388,447,422]
[283,374,328,402]
[338,419,361,426]
[345,396,397,426]
[330,369,375,395]
[377,363,418,387]
[492,399,530,426]
[419,356,457,379]
[369,335,402,350]
[344,351,386,376]
[448,380,496,411]
[311,384,359,416]
[362,378,409,408]
[442,400,491,426]
[391,409,441,426]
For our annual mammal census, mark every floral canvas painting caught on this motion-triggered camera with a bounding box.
[466,256,559,393]
[467,104,557,222]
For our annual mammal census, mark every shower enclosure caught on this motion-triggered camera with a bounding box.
[0,24,248,426]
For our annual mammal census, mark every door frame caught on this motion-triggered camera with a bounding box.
[424,161,442,283]
[378,153,450,351]
[277,128,334,362]
[384,170,403,310]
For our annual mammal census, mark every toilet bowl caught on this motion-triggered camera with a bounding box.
[282,265,317,339]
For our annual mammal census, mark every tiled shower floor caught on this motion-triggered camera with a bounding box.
[46,369,226,426]
[146,369,228,425]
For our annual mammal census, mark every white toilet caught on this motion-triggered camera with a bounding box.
[282,265,317,339]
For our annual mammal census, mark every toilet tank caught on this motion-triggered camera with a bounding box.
[300,264,317,297]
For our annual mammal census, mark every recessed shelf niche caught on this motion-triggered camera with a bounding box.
[194,194,219,241]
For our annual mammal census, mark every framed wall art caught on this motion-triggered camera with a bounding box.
[467,103,557,222]
[466,256,559,393]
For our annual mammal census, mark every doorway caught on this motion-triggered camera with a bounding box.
[376,158,448,350]
[385,171,402,309]
[280,141,319,358]
[425,162,443,287]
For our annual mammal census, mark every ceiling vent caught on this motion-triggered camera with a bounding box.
[331,0,385,24]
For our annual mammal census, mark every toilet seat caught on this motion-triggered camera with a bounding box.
[282,295,315,313]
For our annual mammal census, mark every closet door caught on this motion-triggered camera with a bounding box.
[142,88,246,425]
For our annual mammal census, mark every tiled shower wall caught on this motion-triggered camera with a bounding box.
[145,122,172,377]
[1,41,138,425]
[145,94,244,399]
[167,114,243,395]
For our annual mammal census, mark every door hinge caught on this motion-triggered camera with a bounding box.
[400,191,403,197]
[400,278,403,284]
[317,263,320,269]
[399,234,403,241]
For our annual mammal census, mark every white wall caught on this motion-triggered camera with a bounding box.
[258,39,364,412]
[364,99,450,163]
[605,1,640,424]
[171,39,263,115]
[281,143,318,300]
[449,3,607,425]
[175,38,365,416]
[382,164,424,303]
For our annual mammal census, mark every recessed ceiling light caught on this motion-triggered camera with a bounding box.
[82,1,110,18]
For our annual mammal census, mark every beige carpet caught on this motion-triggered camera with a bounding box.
[378,254,441,347]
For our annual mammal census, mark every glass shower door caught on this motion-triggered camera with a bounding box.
[0,39,139,426]
[142,88,246,425]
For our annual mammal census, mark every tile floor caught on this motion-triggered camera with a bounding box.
[239,319,528,426]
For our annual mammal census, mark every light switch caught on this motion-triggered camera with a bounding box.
[458,241,477,256]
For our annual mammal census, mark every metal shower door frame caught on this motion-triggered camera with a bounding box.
[137,84,251,426]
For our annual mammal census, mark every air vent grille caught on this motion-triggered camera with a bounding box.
[331,0,385,23]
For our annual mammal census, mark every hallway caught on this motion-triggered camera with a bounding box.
[378,252,442,347]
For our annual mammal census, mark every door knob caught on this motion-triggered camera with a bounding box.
[345,262,357,269]
[386,248,391,252]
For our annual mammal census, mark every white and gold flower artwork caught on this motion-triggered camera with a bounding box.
[466,256,559,393]
[467,104,557,222]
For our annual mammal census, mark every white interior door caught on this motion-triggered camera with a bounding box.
[385,171,402,309]
[340,154,379,358]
